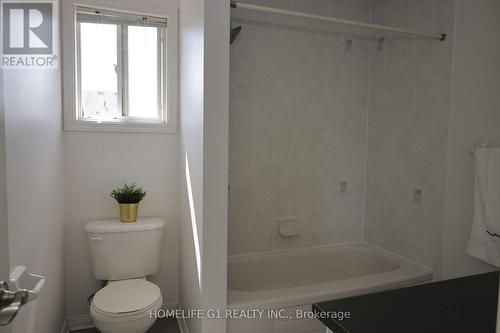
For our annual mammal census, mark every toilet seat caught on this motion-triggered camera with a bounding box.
[90,282,162,333]
[92,279,162,318]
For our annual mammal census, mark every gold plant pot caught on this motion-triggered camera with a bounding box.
[119,203,139,223]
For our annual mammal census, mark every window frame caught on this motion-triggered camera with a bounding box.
[62,3,178,133]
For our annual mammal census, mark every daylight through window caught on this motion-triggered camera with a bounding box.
[76,6,167,123]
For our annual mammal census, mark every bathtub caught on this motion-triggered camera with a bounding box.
[227,243,432,333]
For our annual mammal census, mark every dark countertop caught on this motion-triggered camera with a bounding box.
[313,271,499,333]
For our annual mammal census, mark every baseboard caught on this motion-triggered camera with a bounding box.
[67,314,94,331]
[163,303,180,311]
[164,304,189,333]
[60,318,69,333]
[178,316,189,333]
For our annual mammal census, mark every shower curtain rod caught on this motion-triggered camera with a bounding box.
[230,1,447,41]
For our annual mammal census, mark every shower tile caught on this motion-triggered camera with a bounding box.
[287,233,304,249]
[302,221,321,247]
[365,0,454,271]
[253,220,273,253]
[436,0,455,32]
[414,0,437,31]
[228,0,453,258]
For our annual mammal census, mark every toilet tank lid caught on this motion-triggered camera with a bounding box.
[85,217,165,234]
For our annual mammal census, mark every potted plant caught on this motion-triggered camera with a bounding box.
[110,183,146,223]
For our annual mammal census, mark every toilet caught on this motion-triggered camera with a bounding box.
[85,217,166,333]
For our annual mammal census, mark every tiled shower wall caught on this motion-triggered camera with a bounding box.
[229,0,373,255]
[365,0,454,273]
[229,0,455,269]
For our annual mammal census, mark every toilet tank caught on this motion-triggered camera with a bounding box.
[85,217,165,281]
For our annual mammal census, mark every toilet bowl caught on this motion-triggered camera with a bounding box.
[85,218,166,333]
[90,279,162,333]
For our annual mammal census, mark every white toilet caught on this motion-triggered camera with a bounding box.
[85,217,166,333]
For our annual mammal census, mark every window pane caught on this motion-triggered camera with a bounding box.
[127,26,159,118]
[80,23,119,120]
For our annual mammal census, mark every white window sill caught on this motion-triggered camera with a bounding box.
[64,119,177,133]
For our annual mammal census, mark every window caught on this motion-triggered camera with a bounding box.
[65,6,176,132]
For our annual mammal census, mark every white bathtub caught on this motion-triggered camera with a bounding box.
[227,243,432,333]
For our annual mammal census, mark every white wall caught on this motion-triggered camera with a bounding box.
[179,0,229,332]
[64,133,180,316]
[202,1,229,332]
[179,0,204,331]
[61,0,181,318]
[442,0,500,278]
[3,18,66,333]
[0,50,11,333]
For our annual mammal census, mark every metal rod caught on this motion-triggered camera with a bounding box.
[230,1,446,41]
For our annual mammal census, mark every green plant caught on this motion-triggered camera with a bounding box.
[110,183,146,204]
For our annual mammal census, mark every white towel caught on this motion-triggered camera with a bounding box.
[466,148,500,267]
